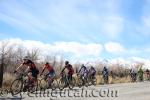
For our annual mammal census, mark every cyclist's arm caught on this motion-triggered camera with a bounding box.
[24,66,30,73]
[78,67,82,73]
[40,66,46,75]
[61,67,66,74]
[93,68,96,72]
[15,63,23,71]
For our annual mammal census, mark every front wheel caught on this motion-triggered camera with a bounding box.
[91,77,97,86]
[103,75,109,84]
[51,79,58,90]
[10,79,23,95]
[77,77,83,88]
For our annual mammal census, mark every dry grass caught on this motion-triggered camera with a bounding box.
[3,73,15,88]
[95,75,131,85]
[111,76,130,84]
[1,72,147,88]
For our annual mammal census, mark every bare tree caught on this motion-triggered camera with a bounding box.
[27,48,40,61]
[0,41,13,87]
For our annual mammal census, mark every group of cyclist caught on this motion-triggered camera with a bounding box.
[129,67,150,82]
[14,56,99,83]
[14,56,150,91]
[13,56,109,90]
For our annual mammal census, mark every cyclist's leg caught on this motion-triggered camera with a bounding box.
[82,73,87,84]
[27,72,33,85]
[67,74,71,81]
[92,73,95,79]
[23,72,32,92]
[46,72,54,87]
[49,72,56,81]
[31,70,38,83]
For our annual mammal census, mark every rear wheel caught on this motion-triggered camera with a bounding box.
[104,75,108,84]
[58,78,66,90]
[68,77,76,90]
[27,79,39,93]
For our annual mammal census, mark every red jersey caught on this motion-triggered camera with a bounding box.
[44,64,54,73]
[65,64,74,75]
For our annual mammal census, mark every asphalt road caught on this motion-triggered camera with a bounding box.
[1,82,150,100]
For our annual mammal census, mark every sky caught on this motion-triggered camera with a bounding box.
[0,0,150,66]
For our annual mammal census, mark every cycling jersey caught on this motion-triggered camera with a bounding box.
[89,67,96,76]
[102,67,109,76]
[23,60,39,78]
[61,64,74,75]
[43,64,54,73]
[79,65,88,75]
[66,64,74,75]
[23,60,36,70]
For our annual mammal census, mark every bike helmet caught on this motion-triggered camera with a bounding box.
[65,61,69,65]
[45,62,49,65]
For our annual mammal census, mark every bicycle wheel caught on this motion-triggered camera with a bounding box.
[51,79,58,90]
[84,77,89,87]
[39,78,48,90]
[58,78,66,90]
[68,77,76,90]
[91,77,97,86]
[10,79,23,95]
[104,76,108,84]
[88,77,92,86]
[28,79,39,93]
[0,88,9,97]
[77,78,83,88]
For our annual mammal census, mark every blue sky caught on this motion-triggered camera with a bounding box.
[0,0,150,63]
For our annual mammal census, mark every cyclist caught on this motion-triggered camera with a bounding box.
[40,62,55,81]
[145,69,150,80]
[129,68,137,82]
[77,64,88,85]
[61,61,74,81]
[88,66,96,79]
[78,64,88,79]
[102,66,109,83]
[137,67,144,81]
[14,56,39,91]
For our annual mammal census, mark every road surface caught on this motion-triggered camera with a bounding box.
[1,82,150,100]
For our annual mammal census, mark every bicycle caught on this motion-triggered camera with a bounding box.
[102,74,109,84]
[58,73,76,90]
[87,75,97,86]
[130,73,137,82]
[146,72,150,81]
[138,75,143,82]
[10,72,38,95]
[39,74,58,90]
[76,74,89,87]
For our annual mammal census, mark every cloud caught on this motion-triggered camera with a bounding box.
[134,0,150,36]
[0,38,103,60]
[53,42,103,57]
[104,42,125,54]
[0,0,125,43]
[1,38,150,68]
[105,57,150,69]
